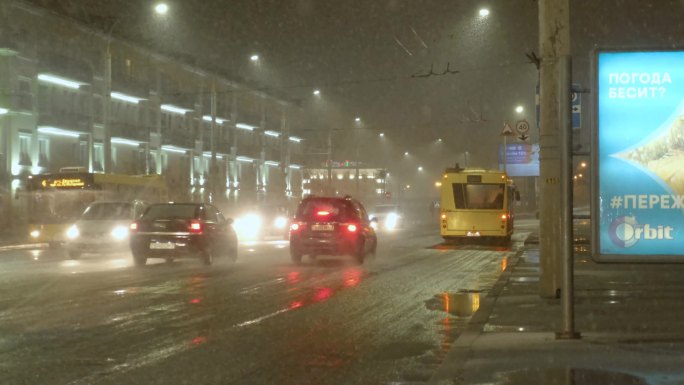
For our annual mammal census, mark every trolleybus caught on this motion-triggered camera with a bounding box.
[439,166,517,243]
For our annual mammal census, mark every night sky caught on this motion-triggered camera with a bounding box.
[21,0,684,185]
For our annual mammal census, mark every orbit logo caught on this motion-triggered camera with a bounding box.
[609,216,674,248]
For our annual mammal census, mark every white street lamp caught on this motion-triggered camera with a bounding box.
[313,89,320,96]
[479,8,490,17]
[515,105,524,113]
[155,3,169,15]
[250,54,260,62]
[355,117,361,123]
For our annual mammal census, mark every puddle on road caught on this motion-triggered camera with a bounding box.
[425,290,482,318]
[491,368,647,385]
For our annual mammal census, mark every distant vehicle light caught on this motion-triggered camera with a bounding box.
[385,213,400,230]
[111,225,129,240]
[66,225,80,240]
[501,214,508,220]
[274,216,288,229]
[290,223,300,231]
[30,230,40,238]
[316,210,330,216]
[129,222,139,232]
[234,213,262,239]
[441,214,447,219]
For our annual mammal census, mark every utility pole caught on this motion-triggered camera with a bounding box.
[539,0,570,298]
[326,129,332,195]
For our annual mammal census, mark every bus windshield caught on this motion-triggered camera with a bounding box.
[452,183,505,210]
[29,190,97,224]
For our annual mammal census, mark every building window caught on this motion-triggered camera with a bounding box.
[16,79,33,111]
[93,143,104,172]
[19,135,32,166]
[38,138,49,167]
[79,141,88,167]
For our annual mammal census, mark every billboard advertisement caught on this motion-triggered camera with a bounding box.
[498,143,539,177]
[596,50,684,261]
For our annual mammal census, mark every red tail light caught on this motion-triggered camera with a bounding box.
[189,220,203,234]
[346,224,358,233]
[290,222,305,232]
[129,221,139,232]
[316,210,330,217]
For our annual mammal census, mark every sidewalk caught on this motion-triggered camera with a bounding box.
[429,239,684,385]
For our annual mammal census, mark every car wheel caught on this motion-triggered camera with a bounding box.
[290,247,303,265]
[67,251,81,260]
[202,250,214,266]
[132,252,147,267]
[227,245,238,262]
[354,239,366,265]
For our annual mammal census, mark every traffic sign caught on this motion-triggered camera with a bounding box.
[500,121,515,136]
[515,120,530,141]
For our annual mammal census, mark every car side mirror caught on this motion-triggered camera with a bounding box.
[370,217,378,223]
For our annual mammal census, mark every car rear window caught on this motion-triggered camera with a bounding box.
[296,199,355,222]
[143,204,198,220]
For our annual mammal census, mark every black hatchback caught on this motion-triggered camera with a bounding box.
[129,203,238,266]
[289,196,377,264]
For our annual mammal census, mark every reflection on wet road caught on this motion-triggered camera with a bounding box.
[0,225,527,385]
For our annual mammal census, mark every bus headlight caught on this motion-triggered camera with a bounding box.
[66,225,80,240]
[274,216,288,229]
[30,230,41,238]
[111,226,129,241]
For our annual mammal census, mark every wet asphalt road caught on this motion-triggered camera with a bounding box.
[0,223,532,385]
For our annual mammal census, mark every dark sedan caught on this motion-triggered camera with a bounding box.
[129,203,238,266]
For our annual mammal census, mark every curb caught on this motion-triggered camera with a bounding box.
[427,246,526,385]
[0,242,49,252]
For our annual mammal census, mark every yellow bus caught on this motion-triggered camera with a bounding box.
[439,166,517,243]
[25,170,168,246]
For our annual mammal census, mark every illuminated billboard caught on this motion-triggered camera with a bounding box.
[595,50,684,261]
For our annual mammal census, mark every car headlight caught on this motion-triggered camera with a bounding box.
[274,216,288,229]
[235,213,262,238]
[111,225,129,241]
[385,213,400,230]
[30,230,41,238]
[66,225,80,239]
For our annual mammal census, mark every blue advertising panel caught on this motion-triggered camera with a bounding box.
[596,50,684,261]
[498,143,539,177]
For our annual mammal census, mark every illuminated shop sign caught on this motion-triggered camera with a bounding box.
[595,50,684,261]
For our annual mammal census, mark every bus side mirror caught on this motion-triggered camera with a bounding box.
[514,191,521,201]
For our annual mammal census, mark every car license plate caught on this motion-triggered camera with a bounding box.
[466,231,481,237]
[312,224,334,231]
[150,242,175,250]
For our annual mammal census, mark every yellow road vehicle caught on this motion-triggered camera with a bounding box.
[439,166,517,243]
[26,170,167,247]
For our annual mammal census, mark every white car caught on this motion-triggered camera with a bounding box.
[65,201,146,259]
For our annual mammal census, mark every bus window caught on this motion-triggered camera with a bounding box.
[452,183,505,210]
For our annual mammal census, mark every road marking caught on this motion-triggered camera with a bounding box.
[233,307,293,328]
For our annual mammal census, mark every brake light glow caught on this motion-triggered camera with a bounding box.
[189,220,203,234]
[316,210,330,216]
[290,222,305,231]
[129,222,139,231]
[347,224,358,233]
